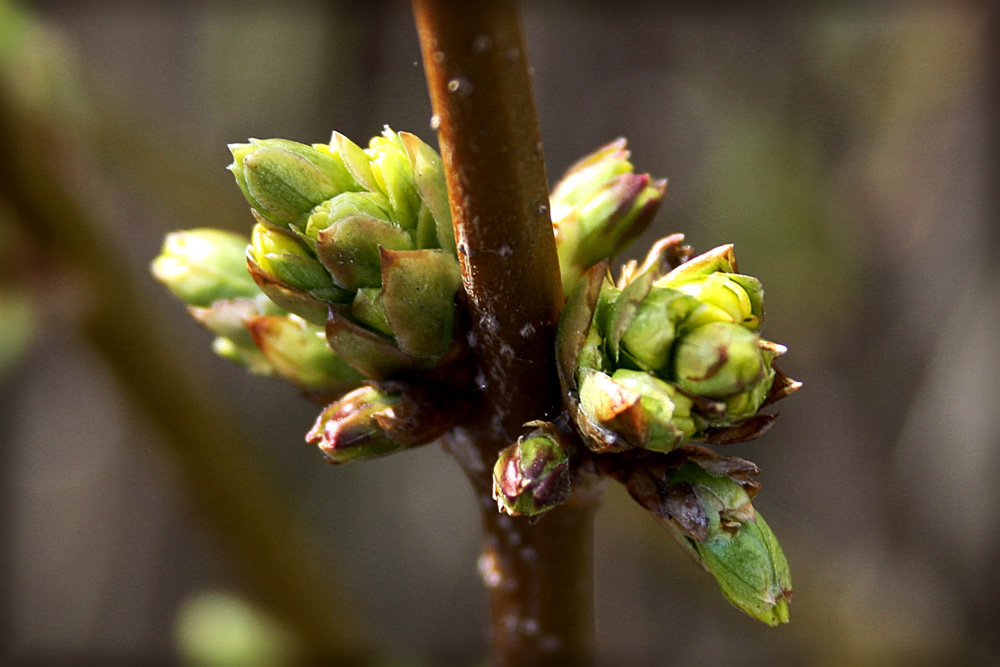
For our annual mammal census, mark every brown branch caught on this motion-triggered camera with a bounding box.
[414,0,563,438]
[413,1,601,664]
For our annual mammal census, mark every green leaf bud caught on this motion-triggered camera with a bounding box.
[245,315,364,395]
[672,322,773,401]
[619,447,791,626]
[616,287,701,375]
[578,368,698,453]
[400,131,456,253]
[228,138,359,226]
[350,287,393,337]
[221,128,462,379]
[693,509,792,626]
[492,423,572,517]
[151,229,258,307]
[247,222,350,325]
[558,241,796,449]
[664,460,791,626]
[655,245,764,331]
[188,297,277,375]
[303,192,393,241]
[250,223,336,295]
[366,128,420,231]
[551,139,666,293]
[306,382,471,464]
[673,274,758,329]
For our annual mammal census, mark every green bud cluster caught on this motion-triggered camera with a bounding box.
[559,237,795,454]
[552,228,797,626]
[232,128,462,380]
[617,447,792,626]
[492,422,572,518]
[550,138,666,294]
[153,132,799,629]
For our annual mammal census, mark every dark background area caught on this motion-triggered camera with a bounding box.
[1,1,997,664]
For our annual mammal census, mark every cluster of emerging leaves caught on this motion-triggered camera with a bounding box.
[152,130,798,625]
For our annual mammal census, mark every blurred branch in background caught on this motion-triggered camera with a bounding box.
[0,2,367,660]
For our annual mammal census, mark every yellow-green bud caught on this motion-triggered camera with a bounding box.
[558,244,796,451]
[366,129,420,231]
[228,138,359,226]
[151,229,258,307]
[551,139,666,293]
[246,222,349,326]
[226,128,463,380]
[245,315,364,395]
[250,223,334,294]
[655,244,764,331]
[673,273,759,330]
[672,322,772,401]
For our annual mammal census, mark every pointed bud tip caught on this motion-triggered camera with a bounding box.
[764,592,792,626]
[758,340,788,357]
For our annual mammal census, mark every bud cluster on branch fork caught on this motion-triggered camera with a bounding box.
[152,131,799,626]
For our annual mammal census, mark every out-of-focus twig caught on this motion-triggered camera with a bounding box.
[0,8,367,658]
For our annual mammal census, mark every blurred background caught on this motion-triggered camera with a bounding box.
[1,0,997,664]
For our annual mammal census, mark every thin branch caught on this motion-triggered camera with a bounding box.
[414,2,601,664]
[414,0,564,439]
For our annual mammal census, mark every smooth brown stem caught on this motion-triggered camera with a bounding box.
[447,425,604,665]
[414,1,600,664]
[477,496,601,664]
[414,0,564,438]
